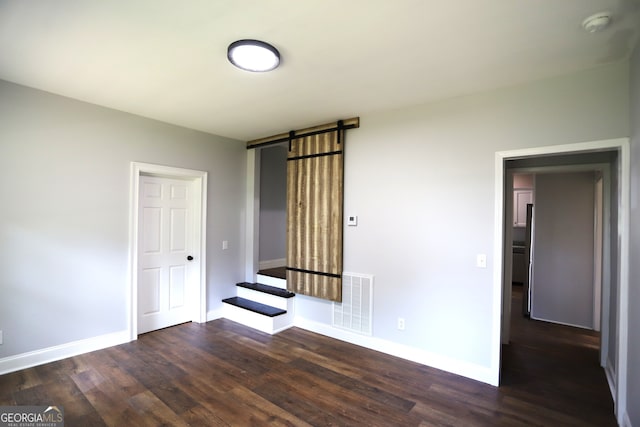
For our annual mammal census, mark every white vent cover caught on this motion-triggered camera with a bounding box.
[333,273,373,335]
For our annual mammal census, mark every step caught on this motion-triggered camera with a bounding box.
[222,296,294,335]
[236,282,295,298]
[256,274,287,290]
[221,297,286,317]
[257,266,286,280]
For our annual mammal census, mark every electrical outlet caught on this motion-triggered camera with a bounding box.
[397,318,405,331]
[222,240,229,250]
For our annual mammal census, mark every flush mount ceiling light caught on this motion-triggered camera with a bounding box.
[227,39,280,72]
[582,12,612,33]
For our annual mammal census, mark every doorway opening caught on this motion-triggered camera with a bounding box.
[257,144,287,279]
[501,163,614,422]
[505,165,610,336]
[494,138,630,423]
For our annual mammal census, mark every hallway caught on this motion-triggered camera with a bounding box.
[500,285,616,426]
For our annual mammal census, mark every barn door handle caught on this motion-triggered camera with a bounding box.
[187,256,194,261]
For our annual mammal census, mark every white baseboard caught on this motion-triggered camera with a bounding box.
[605,359,617,403]
[272,324,295,334]
[0,330,130,375]
[207,309,223,322]
[294,316,497,386]
[259,258,286,270]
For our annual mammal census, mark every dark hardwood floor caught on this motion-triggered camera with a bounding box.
[0,287,615,426]
[258,266,287,280]
[500,285,615,426]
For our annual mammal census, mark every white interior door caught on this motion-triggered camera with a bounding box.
[138,175,195,334]
[530,172,595,329]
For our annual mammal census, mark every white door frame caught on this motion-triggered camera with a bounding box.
[128,162,208,340]
[245,149,260,282]
[492,138,629,423]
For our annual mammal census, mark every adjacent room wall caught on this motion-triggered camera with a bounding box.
[0,80,246,359]
[294,61,629,382]
[626,40,640,427]
[258,145,287,266]
[608,156,619,387]
[512,173,533,189]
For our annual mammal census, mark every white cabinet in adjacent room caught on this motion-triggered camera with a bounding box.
[513,189,533,227]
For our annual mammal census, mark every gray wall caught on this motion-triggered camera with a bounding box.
[259,145,287,263]
[627,39,640,427]
[531,172,595,328]
[294,61,628,370]
[0,80,246,358]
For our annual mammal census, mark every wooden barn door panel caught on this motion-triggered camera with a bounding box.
[286,131,343,302]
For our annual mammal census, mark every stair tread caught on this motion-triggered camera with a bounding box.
[257,267,286,280]
[222,297,287,317]
[237,282,295,298]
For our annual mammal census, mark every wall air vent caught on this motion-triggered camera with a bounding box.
[332,273,373,335]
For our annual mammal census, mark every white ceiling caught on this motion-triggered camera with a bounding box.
[0,0,638,141]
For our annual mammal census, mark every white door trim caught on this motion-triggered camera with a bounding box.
[128,162,208,340]
[493,138,629,425]
[245,149,260,282]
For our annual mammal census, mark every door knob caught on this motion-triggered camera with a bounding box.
[187,255,194,261]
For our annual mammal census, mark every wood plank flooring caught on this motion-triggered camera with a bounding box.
[258,266,287,280]
[0,288,615,426]
[500,286,615,426]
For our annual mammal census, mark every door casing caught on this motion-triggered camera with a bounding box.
[129,162,208,340]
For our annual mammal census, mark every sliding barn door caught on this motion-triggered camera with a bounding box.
[286,130,343,302]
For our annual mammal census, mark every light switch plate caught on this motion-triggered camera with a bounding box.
[347,215,358,226]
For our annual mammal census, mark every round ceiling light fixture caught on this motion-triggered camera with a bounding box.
[582,12,612,33]
[227,39,280,72]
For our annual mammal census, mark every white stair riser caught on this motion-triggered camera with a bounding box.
[272,312,295,333]
[222,303,294,335]
[256,274,287,290]
[236,287,291,310]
